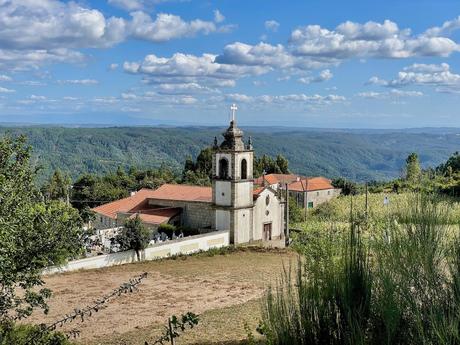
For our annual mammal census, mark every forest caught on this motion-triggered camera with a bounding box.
[1,126,460,183]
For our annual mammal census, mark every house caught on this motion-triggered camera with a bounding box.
[254,174,340,209]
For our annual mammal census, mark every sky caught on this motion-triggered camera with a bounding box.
[0,0,460,128]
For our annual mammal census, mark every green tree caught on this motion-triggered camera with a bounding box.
[42,169,72,202]
[115,215,150,260]
[405,152,421,184]
[0,135,83,323]
[332,177,360,195]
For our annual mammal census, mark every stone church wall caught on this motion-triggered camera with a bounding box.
[147,199,214,229]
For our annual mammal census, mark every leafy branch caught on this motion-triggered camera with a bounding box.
[25,272,147,344]
[146,312,199,345]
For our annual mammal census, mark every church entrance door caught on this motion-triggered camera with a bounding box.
[263,223,272,241]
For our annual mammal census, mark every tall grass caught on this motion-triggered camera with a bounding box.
[261,193,460,345]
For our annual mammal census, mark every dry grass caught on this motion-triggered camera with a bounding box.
[27,248,295,345]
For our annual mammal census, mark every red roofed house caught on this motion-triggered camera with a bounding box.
[254,174,340,209]
[92,111,338,244]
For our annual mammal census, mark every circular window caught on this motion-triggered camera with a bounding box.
[266,195,270,206]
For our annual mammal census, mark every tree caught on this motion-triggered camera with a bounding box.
[115,215,150,260]
[332,177,359,195]
[181,147,214,185]
[405,152,421,184]
[42,169,72,202]
[0,135,84,323]
[254,154,290,177]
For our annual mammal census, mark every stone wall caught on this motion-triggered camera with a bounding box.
[45,230,230,274]
[147,199,214,229]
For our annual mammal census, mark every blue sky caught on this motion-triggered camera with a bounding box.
[0,0,460,128]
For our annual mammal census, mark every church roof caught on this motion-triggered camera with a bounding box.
[92,188,159,219]
[147,184,212,203]
[128,208,182,225]
[254,174,300,186]
[219,120,246,151]
[92,184,213,220]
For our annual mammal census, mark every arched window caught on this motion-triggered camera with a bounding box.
[219,158,229,179]
[241,158,248,179]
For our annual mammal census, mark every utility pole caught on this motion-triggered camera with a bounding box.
[365,182,369,220]
[285,183,289,246]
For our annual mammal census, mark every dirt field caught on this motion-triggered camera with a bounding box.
[28,248,296,345]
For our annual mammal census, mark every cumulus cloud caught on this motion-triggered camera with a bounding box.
[109,63,119,70]
[0,1,234,70]
[224,93,346,105]
[298,69,333,84]
[368,63,460,91]
[124,52,268,89]
[357,90,423,99]
[0,87,15,93]
[0,75,12,82]
[289,19,460,59]
[214,10,225,23]
[265,20,280,32]
[215,42,332,70]
[129,12,226,42]
[57,79,99,85]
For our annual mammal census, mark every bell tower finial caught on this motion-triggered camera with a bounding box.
[230,103,238,122]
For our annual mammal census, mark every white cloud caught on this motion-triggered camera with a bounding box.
[289,19,460,59]
[124,52,268,89]
[357,90,423,99]
[224,93,346,105]
[129,12,231,42]
[0,87,15,93]
[109,63,119,70]
[57,79,99,85]
[265,20,280,32]
[108,0,147,11]
[369,63,460,90]
[298,69,333,84]
[0,1,233,70]
[0,75,12,82]
[214,10,225,23]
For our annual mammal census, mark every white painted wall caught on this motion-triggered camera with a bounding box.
[235,182,252,207]
[253,189,283,241]
[215,209,230,231]
[215,181,232,206]
[45,230,230,274]
[234,208,252,244]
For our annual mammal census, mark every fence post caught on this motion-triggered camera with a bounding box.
[169,317,175,345]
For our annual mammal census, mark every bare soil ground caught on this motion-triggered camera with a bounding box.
[28,248,296,345]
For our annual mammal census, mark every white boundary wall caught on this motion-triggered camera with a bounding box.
[46,230,230,274]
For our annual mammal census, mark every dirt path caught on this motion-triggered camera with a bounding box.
[28,249,295,344]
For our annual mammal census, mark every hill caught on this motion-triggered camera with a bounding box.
[1,126,459,182]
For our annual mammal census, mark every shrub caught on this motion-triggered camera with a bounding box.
[0,323,70,345]
[261,193,460,345]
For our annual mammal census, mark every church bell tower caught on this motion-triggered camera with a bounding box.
[213,104,254,244]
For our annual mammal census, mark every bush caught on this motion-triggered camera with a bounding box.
[0,323,70,345]
[261,194,460,345]
[157,223,177,236]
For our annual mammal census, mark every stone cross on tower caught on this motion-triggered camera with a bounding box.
[230,103,238,122]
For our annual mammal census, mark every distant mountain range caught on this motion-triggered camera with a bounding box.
[1,125,459,183]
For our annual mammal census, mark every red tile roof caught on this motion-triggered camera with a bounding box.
[254,174,300,186]
[92,184,212,220]
[129,208,181,225]
[92,188,159,219]
[146,184,212,203]
[254,174,333,192]
[288,177,334,192]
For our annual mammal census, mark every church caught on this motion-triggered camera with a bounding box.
[92,105,337,244]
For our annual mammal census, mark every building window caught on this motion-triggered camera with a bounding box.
[218,158,229,179]
[266,194,270,206]
[308,201,314,208]
[241,158,248,179]
[317,191,320,196]
[328,190,331,195]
